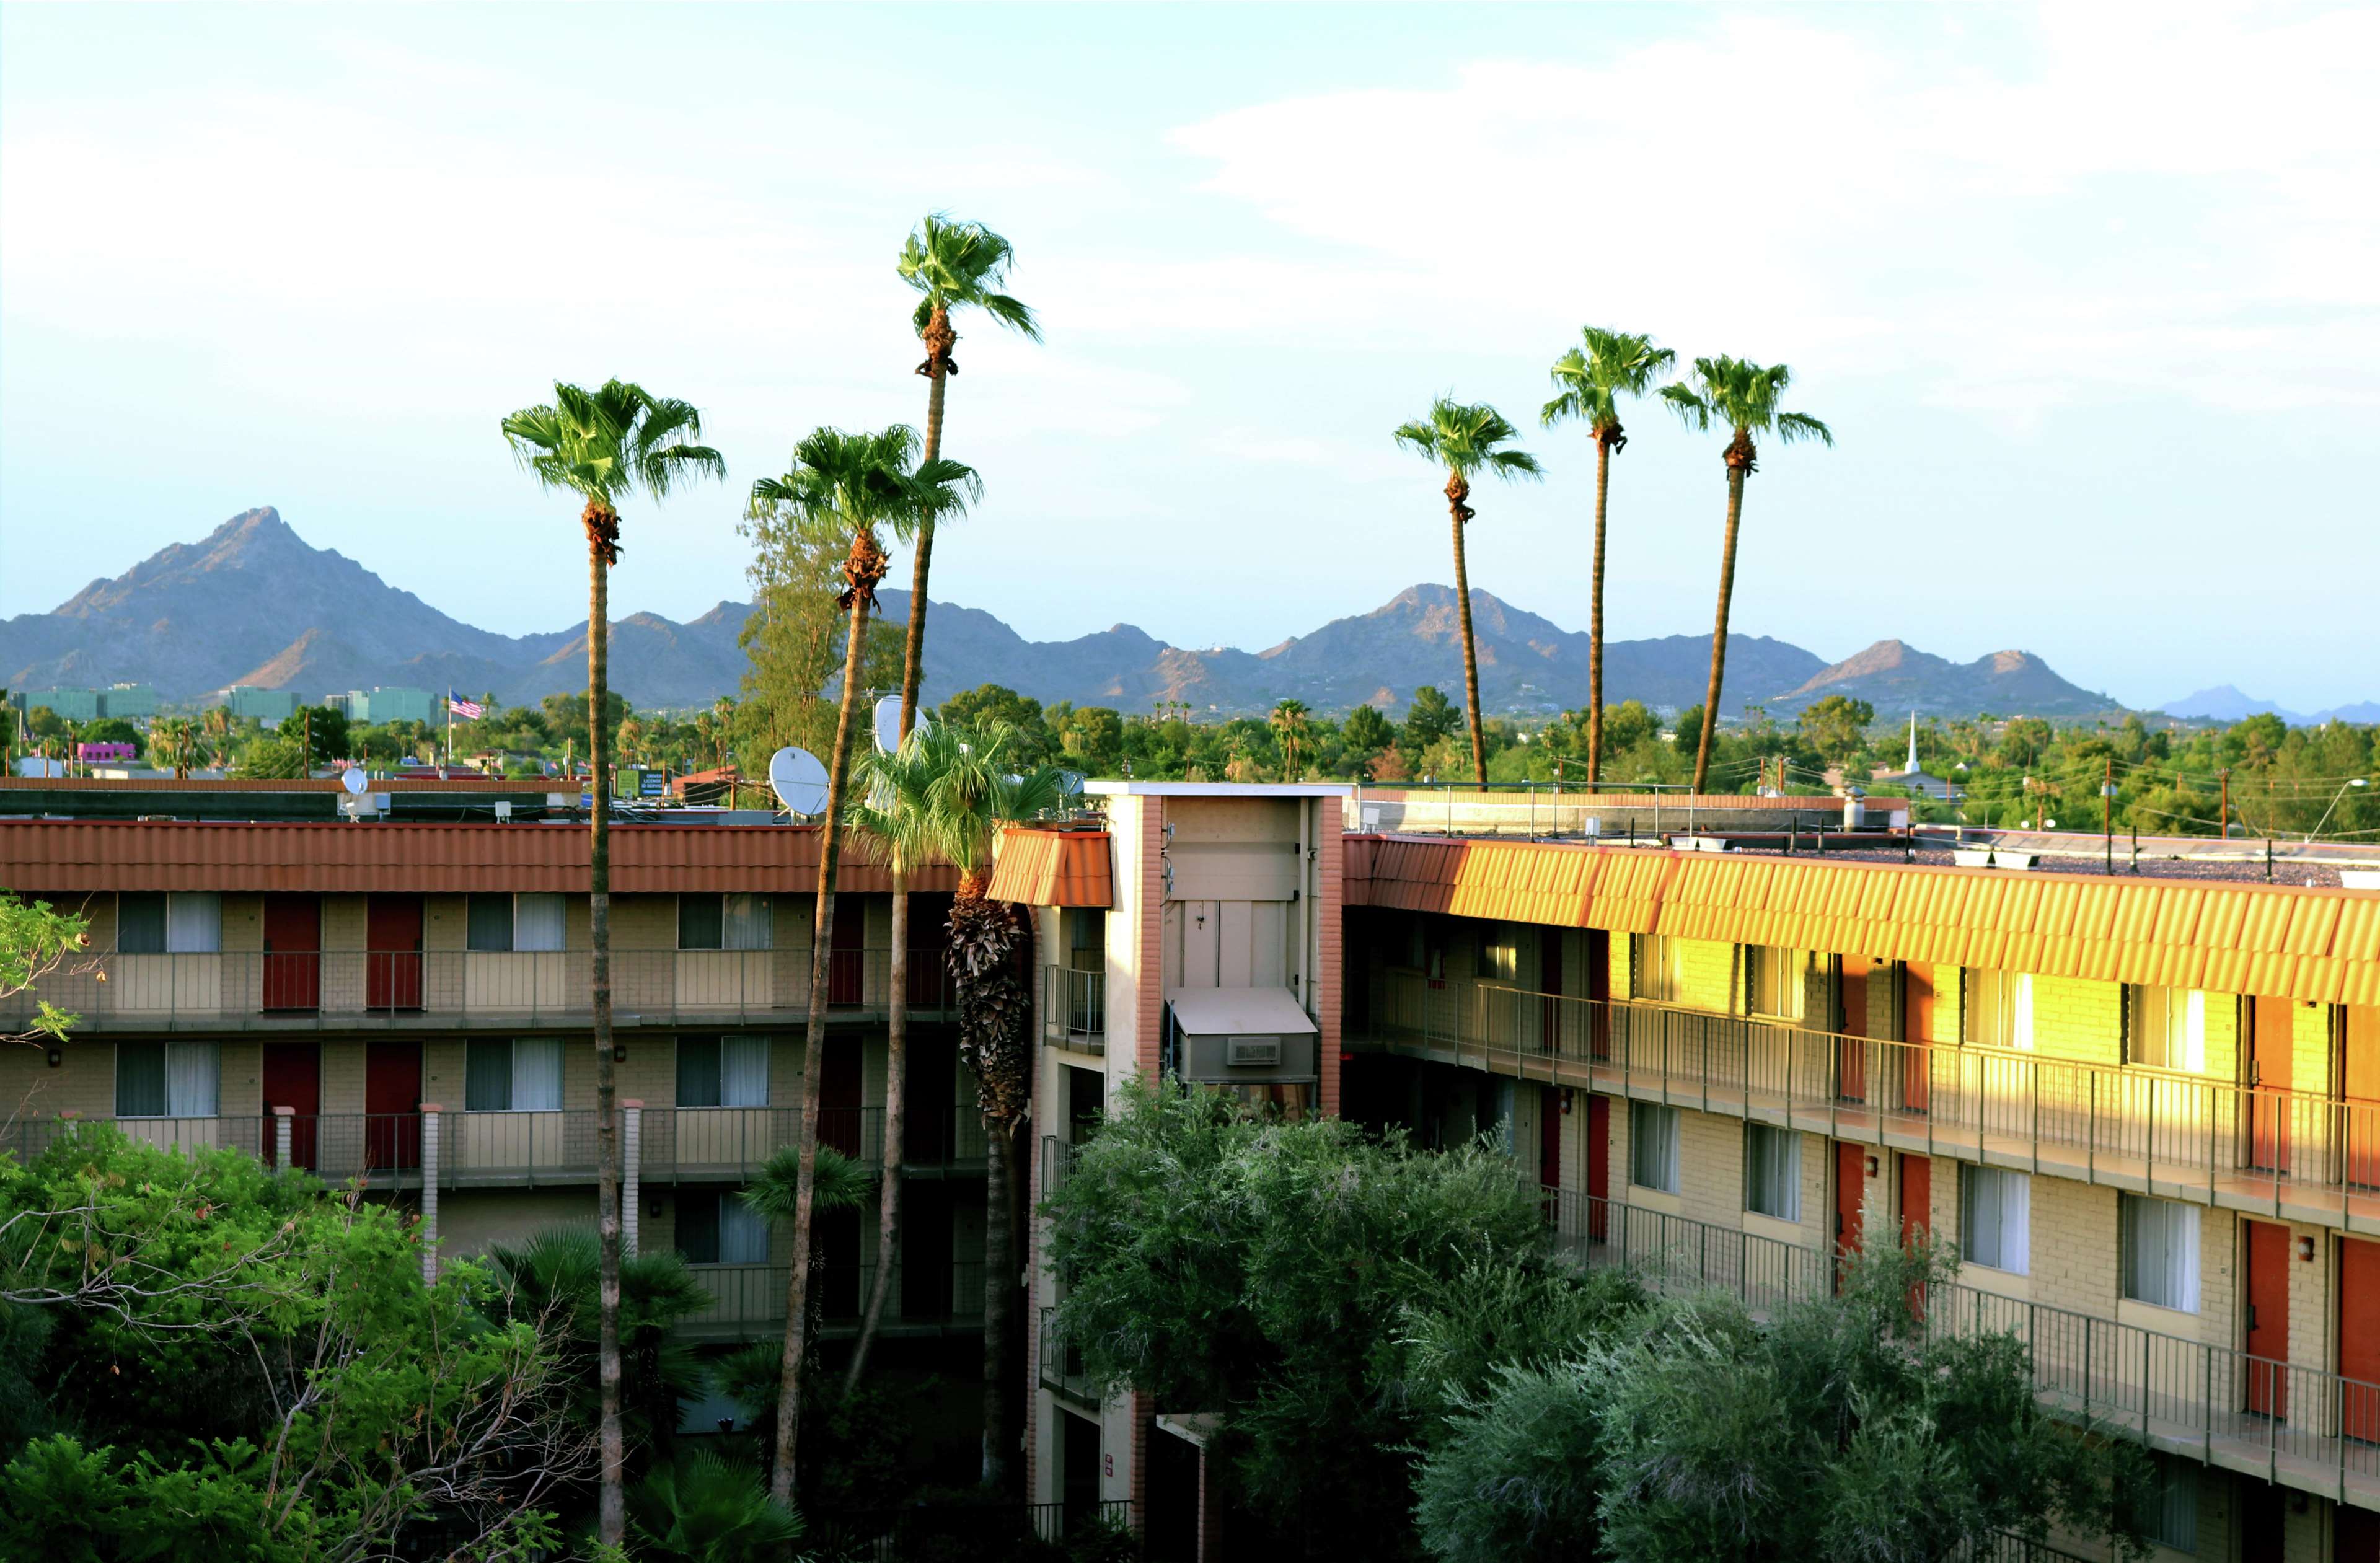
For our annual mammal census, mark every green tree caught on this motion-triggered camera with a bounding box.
[738,508,902,768]
[1,891,89,1047]
[500,376,726,1546]
[1660,358,1833,794]
[1340,705,1395,773]
[629,1449,804,1563]
[1403,685,1461,765]
[1269,698,1313,780]
[1057,705,1124,775]
[1600,699,1659,760]
[77,718,144,756]
[1797,694,1876,765]
[1393,401,1544,785]
[1541,327,1674,786]
[937,685,1054,761]
[746,425,977,1508]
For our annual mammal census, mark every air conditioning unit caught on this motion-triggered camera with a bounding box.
[1225,1036,1281,1067]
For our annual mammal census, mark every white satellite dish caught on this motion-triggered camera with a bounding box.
[872,695,927,754]
[866,776,896,815]
[341,768,368,795]
[1058,770,1085,796]
[767,747,829,816]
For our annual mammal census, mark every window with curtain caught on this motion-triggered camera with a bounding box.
[1747,947,1807,1020]
[2126,986,2207,1073]
[1065,907,1104,970]
[676,1037,722,1107]
[721,894,772,951]
[679,894,725,951]
[467,894,514,952]
[1960,1166,2030,1273]
[1745,1124,1800,1220]
[1632,935,1683,1003]
[676,1036,769,1107]
[514,894,566,953]
[1629,1102,1680,1192]
[464,1039,564,1111]
[118,892,168,953]
[2131,1453,2198,1552]
[2122,1195,2200,1313]
[165,893,221,953]
[1967,970,2033,1049]
[678,1189,769,1265]
[115,1041,218,1117]
[1478,926,1520,984]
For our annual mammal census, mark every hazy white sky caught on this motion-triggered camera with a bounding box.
[3,4,2374,709]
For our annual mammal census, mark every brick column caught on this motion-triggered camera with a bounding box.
[621,1100,643,1257]
[419,1104,441,1285]
[271,1105,293,1169]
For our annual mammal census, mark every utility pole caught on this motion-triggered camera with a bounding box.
[2102,756,2114,876]
[303,710,312,779]
[2219,768,2232,843]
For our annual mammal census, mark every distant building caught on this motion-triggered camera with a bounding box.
[1869,710,1959,801]
[18,685,159,723]
[102,683,158,721]
[219,686,301,724]
[325,687,436,726]
[24,687,103,723]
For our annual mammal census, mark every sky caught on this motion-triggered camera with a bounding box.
[2,4,2375,712]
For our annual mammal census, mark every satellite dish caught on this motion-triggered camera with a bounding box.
[767,747,829,816]
[341,768,368,795]
[1058,770,1085,796]
[872,695,926,754]
[866,776,896,815]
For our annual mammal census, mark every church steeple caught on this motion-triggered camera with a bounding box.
[1906,710,1919,773]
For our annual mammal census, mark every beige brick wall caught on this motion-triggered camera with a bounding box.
[2024,974,2122,1066]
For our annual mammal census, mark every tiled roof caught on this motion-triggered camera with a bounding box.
[1346,835,2380,1006]
[985,827,1113,908]
[0,819,952,895]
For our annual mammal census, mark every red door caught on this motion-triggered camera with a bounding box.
[2349,1006,2380,1191]
[2238,1480,2285,1563]
[1834,1141,1866,1291]
[366,894,424,1011]
[2342,1507,2380,1563]
[262,895,322,1011]
[1900,962,1935,1114]
[364,1041,421,1171]
[1838,956,1869,1102]
[1538,1086,1561,1191]
[821,1039,863,1157]
[1585,930,1611,1060]
[2249,996,2293,1174]
[2342,1237,2380,1442]
[1898,1153,1931,1316]
[907,891,952,1008]
[262,1043,321,1170]
[2244,1219,2290,1417]
[1585,1093,1610,1240]
[828,903,865,1006]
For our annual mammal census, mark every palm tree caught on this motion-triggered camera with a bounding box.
[500,379,725,1546]
[747,426,979,1508]
[912,721,1070,1490]
[1541,328,1675,786]
[1659,358,1834,794]
[1392,399,1544,785]
[1269,698,1313,780]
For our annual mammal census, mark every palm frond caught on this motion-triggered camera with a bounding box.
[1398,397,1536,480]
[897,213,1041,340]
[501,379,726,510]
[1488,449,1546,480]
[1773,411,1835,447]
[741,1143,875,1223]
[1391,421,1442,460]
[1659,383,1716,431]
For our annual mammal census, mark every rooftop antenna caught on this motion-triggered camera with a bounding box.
[767,746,829,817]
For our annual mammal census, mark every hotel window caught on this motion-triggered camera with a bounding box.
[2121,1195,2200,1313]
[676,1188,770,1266]
[1478,925,1521,985]
[1629,1102,1681,1193]
[467,892,566,953]
[2125,986,2206,1073]
[1966,970,2033,1049]
[1744,1124,1800,1221]
[1747,947,1807,1021]
[1632,935,1684,1003]
[1960,1166,2030,1274]
[117,892,221,954]
[2130,1453,2198,1553]
[676,1036,771,1109]
[679,892,772,951]
[114,1041,220,1118]
[464,1038,565,1112]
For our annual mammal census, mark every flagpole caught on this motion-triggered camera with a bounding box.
[445,692,452,768]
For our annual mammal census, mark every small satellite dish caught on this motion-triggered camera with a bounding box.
[1058,770,1085,796]
[767,747,829,816]
[341,768,368,795]
[866,776,896,815]
[872,695,926,754]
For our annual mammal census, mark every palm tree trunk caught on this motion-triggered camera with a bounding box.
[1694,452,1750,795]
[1588,434,1612,786]
[772,532,878,1507]
[1447,473,1487,786]
[584,503,626,1549]
[845,875,905,1392]
[982,1097,1013,1492]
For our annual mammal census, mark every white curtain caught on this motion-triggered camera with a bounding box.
[165,1041,220,1116]
[1747,1124,1800,1220]
[514,894,566,953]
[718,1194,769,1264]
[720,1036,770,1107]
[1964,1168,2030,1274]
[512,1038,564,1111]
[723,894,773,952]
[2180,990,2208,1072]
[166,893,221,954]
[1630,1103,1680,1192]
[2125,1196,2200,1313]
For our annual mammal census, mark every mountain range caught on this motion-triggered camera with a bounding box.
[2159,685,2380,728]
[4,507,2138,721]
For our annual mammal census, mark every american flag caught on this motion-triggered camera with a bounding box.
[447,692,485,720]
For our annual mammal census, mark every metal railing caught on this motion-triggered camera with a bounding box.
[0,946,955,1030]
[1040,1134,1080,1199]
[0,1112,426,1186]
[682,1260,987,1337]
[1039,1305,1096,1402]
[1044,965,1106,1051]
[1543,1186,2380,1507]
[1368,972,2380,1233]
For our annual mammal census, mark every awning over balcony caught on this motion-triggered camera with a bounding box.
[985,827,1112,907]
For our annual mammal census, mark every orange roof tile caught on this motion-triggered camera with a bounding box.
[985,827,1113,907]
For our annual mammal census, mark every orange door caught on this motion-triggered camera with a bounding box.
[1900,962,1934,1113]
[2244,1219,2290,1418]
[2341,1237,2380,1442]
[2350,1007,2380,1191]
[1833,1141,1866,1290]
[2249,996,2293,1173]
[1838,956,1868,1102]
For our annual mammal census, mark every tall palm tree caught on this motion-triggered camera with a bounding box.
[1392,399,1543,785]
[1269,698,1312,780]
[910,721,1071,1492]
[501,379,724,1548]
[1541,328,1675,786]
[1659,358,1834,794]
[747,426,979,1508]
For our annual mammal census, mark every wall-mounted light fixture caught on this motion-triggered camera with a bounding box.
[613,1042,628,1063]
[1866,1155,1880,1178]
[2301,1236,2317,1263]
[45,1046,63,1068]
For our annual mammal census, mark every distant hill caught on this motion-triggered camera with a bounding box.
[2161,685,2380,726]
[3,507,2151,722]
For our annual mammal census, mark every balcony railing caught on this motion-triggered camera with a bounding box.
[0,1112,427,1186]
[1366,971,2380,1234]
[682,1260,987,1339]
[1039,1135,1079,1199]
[0,947,956,1031]
[1541,1184,2380,1508]
[1042,966,1106,1052]
[1038,1305,1096,1402]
